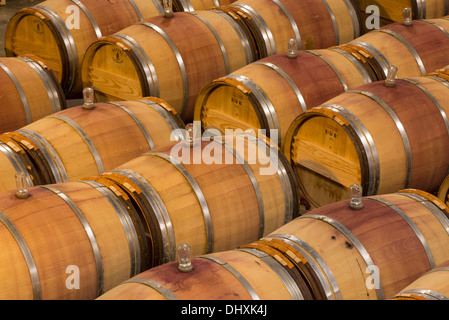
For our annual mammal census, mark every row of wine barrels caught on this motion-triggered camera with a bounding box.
[355,0,449,30]
[194,47,376,148]
[81,0,365,123]
[0,132,299,299]
[0,56,66,133]
[0,97,184,192]
[392,260,449,300]
[0,179,146,299]
[4,0,167,99]
[217,0,362,59]
[81,10,256,123]
[283,70,449,208]
[96,189,449,300]
[91,133,300,268]
[193,16,449,150]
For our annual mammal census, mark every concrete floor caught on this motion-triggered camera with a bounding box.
[0,0,45,57]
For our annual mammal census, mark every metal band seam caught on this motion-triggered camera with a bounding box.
[42,185,104,296]
[124,278,179,299]
[0,209,41,299]
[81,179,141,276]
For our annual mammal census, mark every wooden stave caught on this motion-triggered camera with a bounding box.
[0,98,184,189]
[0,56,66,133]
[220,0,362,59]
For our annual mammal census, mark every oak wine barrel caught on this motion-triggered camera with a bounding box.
[0,56,66,133]
[194,47,376,148]
[0,97,184,188]
[90,133,299,268]
[337,17,449,80]
[217,0,362,59]
[4,0,165,98]
[96,189,449,300]
[284,75,449,208]
[392,260,449,300]
[0,179,148,299]
[261,189,449,300]
[81,11,256,123]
